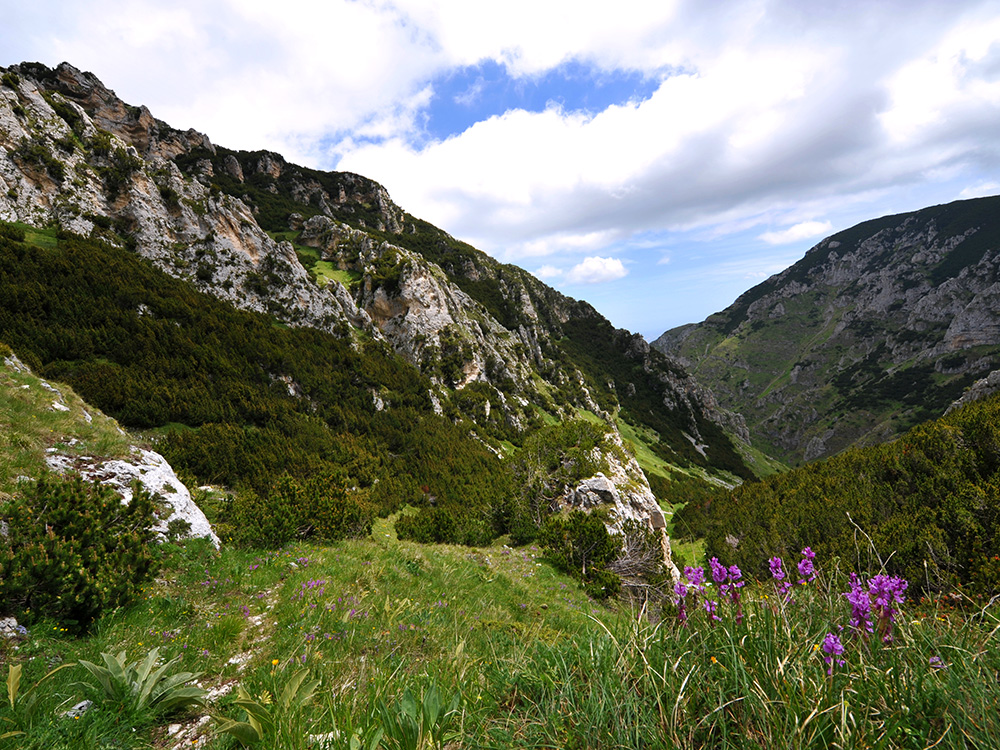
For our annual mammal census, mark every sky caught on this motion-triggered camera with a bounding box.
[4,0,1000,340]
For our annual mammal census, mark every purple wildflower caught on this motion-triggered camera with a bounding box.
[727,564,745,624]
[674,581,689,624]
[684,566,706,594]
[703,598,720,623]
[868,574,907,642]
[709,557,728,585]
[797,547,817,584]
[769,556,792,600]
[822,632,846,675]
[845,572,873,635]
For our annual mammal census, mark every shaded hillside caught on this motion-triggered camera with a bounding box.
[655,196,1000,464]
[0,224,508,518]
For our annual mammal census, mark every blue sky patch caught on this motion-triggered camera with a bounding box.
[423,60,662,141]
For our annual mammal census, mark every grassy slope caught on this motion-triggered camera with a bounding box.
[3,520,999,749]
[0,344,132,496]
[0,373,997,748]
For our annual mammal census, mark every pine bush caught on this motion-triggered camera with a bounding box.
[0,474,159,630]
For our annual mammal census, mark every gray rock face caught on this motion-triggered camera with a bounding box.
[655,197,1000,463]
[0,63,370,339]
[555,431,680,580]
[45,448,220,547]
[0,617,25,638]
[946,369,1000,414]
[301,215,531,389]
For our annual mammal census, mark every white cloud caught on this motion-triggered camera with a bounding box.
[566,257,628,284]
[758,221,834,245]
[959,181,1000,199]
[880,12,1000,145]
[533,264,564,280]
[8,0,1000,332]
[337,1,1000,265]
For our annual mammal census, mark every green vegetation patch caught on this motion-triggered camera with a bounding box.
[313,261,360,288]
[1,523,998,748]
[677,392,1000,595]
[0,347,132,495]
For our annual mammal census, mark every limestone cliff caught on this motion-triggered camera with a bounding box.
[0,62,369,336]
[654,196,1000,464]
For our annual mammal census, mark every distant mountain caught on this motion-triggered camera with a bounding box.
[654,196,1000,464]
[0,61,755,555]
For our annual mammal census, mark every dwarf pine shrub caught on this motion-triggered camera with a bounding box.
[220,473,374,548]
[0,474,159,630]
[0,221,25,243]
[539,510,622,599]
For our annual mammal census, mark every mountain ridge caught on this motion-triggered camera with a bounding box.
[0,61,751,485]
[654,195,1000,464]
[0,59,762,574]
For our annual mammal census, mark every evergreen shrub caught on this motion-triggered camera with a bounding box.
[539,510,622,599]
[219,473,374,548]
[396,506,492,547]
[0,474,159,630]
[0,221,25,243]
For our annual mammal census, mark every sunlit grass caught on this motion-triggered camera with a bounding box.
[0,351,132,494]
[3,530,998,749]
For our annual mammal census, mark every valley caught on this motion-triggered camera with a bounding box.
[0,61,999,749]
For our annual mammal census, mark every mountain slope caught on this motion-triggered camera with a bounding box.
[673,389,1000,595]
[654,196,1000,464]
[0,60,758,565]
[0,62,752,485]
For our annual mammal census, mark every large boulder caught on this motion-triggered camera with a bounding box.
[557,430,680,580]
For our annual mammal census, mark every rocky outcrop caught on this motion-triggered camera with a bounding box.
[46,448,219,547]
[555,431,680,580]
[655,196,1000,463]
[946,369,1000,414]
[300,215,531,390]
[0,62,370,338]
[1,351,218,546]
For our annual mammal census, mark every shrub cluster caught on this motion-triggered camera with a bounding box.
[0,474,159,630]
[0,220,25,243]
[395,506,492,547]
[14,138,65,182]
[218,473,374,548]
[677,393,1000,595]
[539,510,622,599]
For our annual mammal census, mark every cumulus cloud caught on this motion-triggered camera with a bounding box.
[566,257,628,284]
[533,264,564,280]
[335,0,1000,265]
[758,221,834,245]
[6,0,1000,332]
